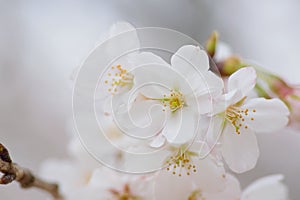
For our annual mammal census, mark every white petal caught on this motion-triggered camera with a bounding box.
[214,41,232,62]
[221,124,259,173]
[185,91,213,115]
[69,187,108,200]
[243,98,290,133]
[129,51,169,70]
[188,141,210,157]
[111,92,136,116]
[186,71,224,99]
[39,160,87,195]
[196,93,214,114]
[106,21,140,56]
[192,156,226,193]
[203,71,224,96]
[133,64,182,99]
[228,67,257,95]
[171,45,209,74]
[162,108,195,144]
[108,22,136,37]
[68,137,100,167]
[154,155,226,199]
[212,90,244,115]
[128,100,160,128]
[154,168,194,200]
[114,99,166,138]
[203,116,225,149]
[242,174,289,200]
[150,134,166,148]
[88,168,116,189]
[203,174,242,200]
[171,45,219,94]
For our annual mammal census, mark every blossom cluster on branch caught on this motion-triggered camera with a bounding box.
[38,22,292,200]
[1,21,295,200]
[0,143,63,199]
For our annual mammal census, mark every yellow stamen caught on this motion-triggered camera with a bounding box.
[161,90,185,112]
[104,64,133,95]
[165,147,197,177]
[225,104,257,134]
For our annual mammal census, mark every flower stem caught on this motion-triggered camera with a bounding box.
[0,143,64,200]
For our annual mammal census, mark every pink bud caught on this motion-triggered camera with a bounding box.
[285,87,300,129]
[270,77,293,98]
[269,77,300,129]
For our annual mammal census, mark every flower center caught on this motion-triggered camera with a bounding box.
[161,90,185,112]
[104,64,134,95]
[166,147,197,177]
[188,190,205,200]
[109,184,140,200]
[225,105,256,134]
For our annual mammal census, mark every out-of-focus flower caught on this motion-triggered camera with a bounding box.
[241,174,289,200]
[206,31,246,77]
[41,155,154,200]
[70,168,154,200]
[214,41,232,63]
[98,22,168,101]
[177,173,289,200]
[285,88,300,129]
[40,131,154,199]
[40,137,100,197]
[181,173,289,200]
[212,67,290,173]
[206,31,299,131]
[76,21,167,104]
[218,56,246,76]
[39,116,138,197]
[269,77,300,129]
[75,21,139,98]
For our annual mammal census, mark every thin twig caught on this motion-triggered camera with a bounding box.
[0,143,64,200]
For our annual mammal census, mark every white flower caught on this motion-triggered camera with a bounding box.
[99,21,138,98]
[186,174,241,200]
[100,22,168,98]
[70,168,154,200]
[39,137,99,197]
[39,119,131,197]
[153,142,228,200]
[74,21,138,98]
[241,174,289,200]
[75,21,166,102]
[211,67,290,173]
[95,23,172,139]
[40,133,154,199]
[101,49,167,99]
[119,45,223,146]
[181,173,289,200]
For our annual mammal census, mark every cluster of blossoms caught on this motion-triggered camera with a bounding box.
[40,22,291,200]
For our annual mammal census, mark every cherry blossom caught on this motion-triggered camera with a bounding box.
[119,45,223,146]
[212,67,290,173]
[154,142,228,200]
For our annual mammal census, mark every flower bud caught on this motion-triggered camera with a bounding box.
[285,88,300,129]
[205,31,218,58]
[221,56,245,76]
[270,77,300,129]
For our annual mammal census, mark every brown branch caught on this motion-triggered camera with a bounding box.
[0,143,64,200]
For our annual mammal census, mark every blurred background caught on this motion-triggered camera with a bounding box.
[1,0,300,199]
